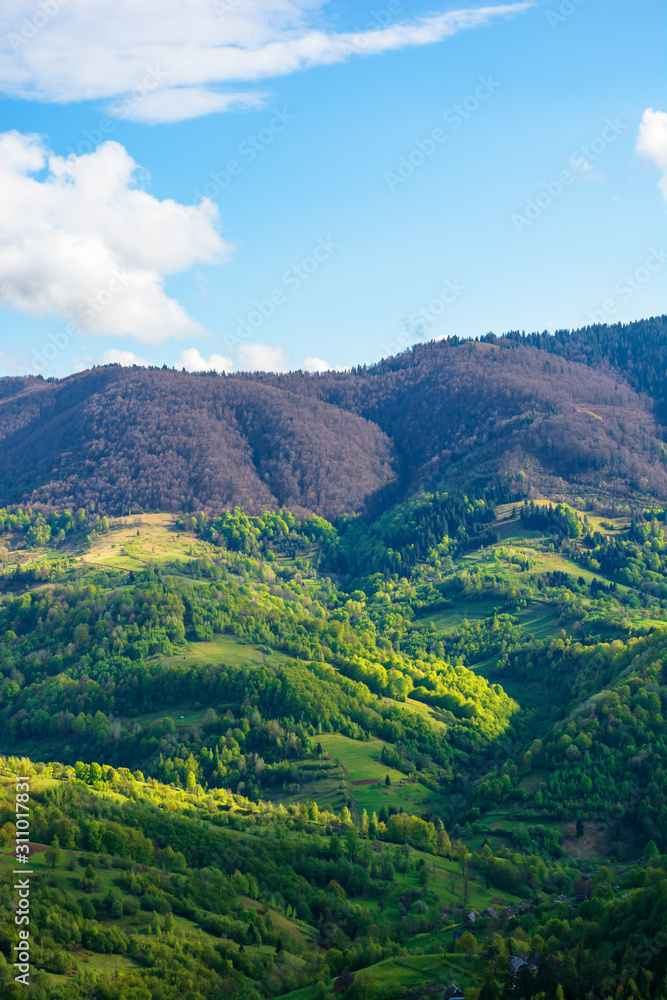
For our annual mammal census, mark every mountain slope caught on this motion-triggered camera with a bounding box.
[0,317,666,516]
[267,334,667,500]
[0,367,396,518]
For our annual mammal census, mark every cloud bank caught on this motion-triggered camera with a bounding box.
[0,132,227,342]
[178,348,234,372]
[236,343,290,372]
[636,108,667,199]
[0,1,534,122]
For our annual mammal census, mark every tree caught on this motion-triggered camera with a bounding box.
[0,822,15,855]
[385,774,391,786]
[479,975,500,1000]
[644,840,660,861]
[348,969,377,1000]
[45,836,63,871]
[576,818,585,838]
[455,932,477,955]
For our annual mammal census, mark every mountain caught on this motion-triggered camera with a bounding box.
[267,325,667,501]
[0,367,395,519]
[2,320,667,1000]
[1,317,666,517]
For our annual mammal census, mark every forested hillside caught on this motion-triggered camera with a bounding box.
[1,484,667,999]
[266,315,667,501]
[1,317,667,1000]
[0,370,395,518]
[0,317,666,515]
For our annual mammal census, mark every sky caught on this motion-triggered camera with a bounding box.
[0,0,665,378]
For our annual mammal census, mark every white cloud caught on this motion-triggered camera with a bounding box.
[0,1,534,122]
[178,347,233,372]
[114,88,267,126]
[0,132,228,342]
[302,355,330,372]
[103,348,149,366]
[636,108,667,199]
[236,343,289,371]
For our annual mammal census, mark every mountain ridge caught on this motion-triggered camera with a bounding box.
[0,316,666,516]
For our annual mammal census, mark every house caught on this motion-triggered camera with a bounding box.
[509,954,539,976]
[465,911,477,924]
[371,843,382,852]
[453,930,464,943]
[553,894,570,905]
[517,900,533,913]
[443,987,465,1000]
[574,893,587,903]
[500,906,517,921]
[481,907,497,918]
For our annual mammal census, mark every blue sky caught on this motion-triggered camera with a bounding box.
[0,0,665,377]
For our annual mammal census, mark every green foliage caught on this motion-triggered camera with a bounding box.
[2,475,667,998]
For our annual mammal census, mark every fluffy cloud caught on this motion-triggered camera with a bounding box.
[103,349,149,366]
[236,343,289,372]
[0,1,534,122]
[178,348,233,372]
[302,356,330,372]
[0,132,227,342]
[636,108,667,199]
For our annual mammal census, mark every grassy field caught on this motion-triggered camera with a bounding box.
[426,599,502,632]
[80,513,211,571]
[514,601,564,639]
[319,734,406,783]
[241,896,319,949]
[316,734,431,815]
[280,946,488,1000]
[164,632,290,671]
[358,953,480,992]
[0,512,213,580]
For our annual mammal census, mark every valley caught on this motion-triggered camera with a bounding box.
[1,321,667,1000]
